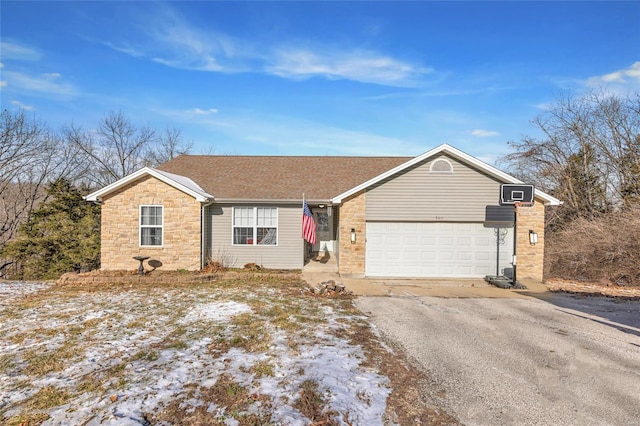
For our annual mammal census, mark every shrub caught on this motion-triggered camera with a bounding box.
[546,208,640,286]
[0,178,100,279]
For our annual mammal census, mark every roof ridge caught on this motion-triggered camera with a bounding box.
[172,154,413,159]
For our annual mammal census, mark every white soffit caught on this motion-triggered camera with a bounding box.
[85,167,214,202]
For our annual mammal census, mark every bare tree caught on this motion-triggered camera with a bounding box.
[0,109,86,274]
[1,109,191,276]
[66,111,191,188]
[144,127,192,167]
[1,110,47,250]
[66,111,155,187]
[501,90,640,223]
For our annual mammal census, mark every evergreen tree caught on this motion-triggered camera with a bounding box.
[1,178,100,279]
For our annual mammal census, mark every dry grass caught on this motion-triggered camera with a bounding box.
[341,317,458,425]
[547,208,640,286]
[293,379,339,425]
[1,273,458,425]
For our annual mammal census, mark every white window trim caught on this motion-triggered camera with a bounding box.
[139,205,164,247]
[232,207,278,246]
[429,158,454,173]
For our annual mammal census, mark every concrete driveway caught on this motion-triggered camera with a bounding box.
[353,282,640,425]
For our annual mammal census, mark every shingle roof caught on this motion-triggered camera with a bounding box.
[157,155,411,201]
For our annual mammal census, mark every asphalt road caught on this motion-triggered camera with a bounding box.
[356,293,640,425]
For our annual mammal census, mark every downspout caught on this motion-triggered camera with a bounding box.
[201,201,214,269]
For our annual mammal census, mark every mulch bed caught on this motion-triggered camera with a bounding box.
[56,268,299,286]
[546,278,640,300]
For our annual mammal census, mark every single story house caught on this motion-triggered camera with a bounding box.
[86,144,560,281]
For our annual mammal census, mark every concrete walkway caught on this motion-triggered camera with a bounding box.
[301,267,549,299]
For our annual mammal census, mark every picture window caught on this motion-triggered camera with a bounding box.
[233,207,277,245]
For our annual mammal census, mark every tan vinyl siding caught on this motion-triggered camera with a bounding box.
[208,204,303,269]
[366,155,502,222]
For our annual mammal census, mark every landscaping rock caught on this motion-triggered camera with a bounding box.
[308,280,353,297]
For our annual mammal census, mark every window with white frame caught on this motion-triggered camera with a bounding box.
[430,158,453,173]
[233,207,277,245]
[140,205,163,246]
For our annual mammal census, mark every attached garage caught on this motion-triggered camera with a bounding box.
[334,144,561,281]
[365,222,513,278]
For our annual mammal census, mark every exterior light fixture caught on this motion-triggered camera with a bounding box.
[529,230,538,245]
[350,228,356,244]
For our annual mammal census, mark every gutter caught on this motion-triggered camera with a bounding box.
[201,201,214,269]
[213,198,332,205]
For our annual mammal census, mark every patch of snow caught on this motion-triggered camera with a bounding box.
[181,301,252,323]
[1,285,391,425]
[0,281,51,303]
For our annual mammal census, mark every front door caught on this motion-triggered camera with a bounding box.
[312,208,333,252]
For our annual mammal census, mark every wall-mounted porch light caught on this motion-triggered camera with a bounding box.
[529,230,538,245]
[350,228,356,244]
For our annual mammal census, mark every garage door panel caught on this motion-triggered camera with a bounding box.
[440,223,455,231]
[367,234,384,245]
[457,236,473,245]
[384,235,402,245]
[421,236,437,246]
[366,222,513,278]
[458,251,473,261]
[476,251,491,261]
[403,236,418,245]
[475,236,492,246]
[422,251,437,260]
[439,250,455,261]
[440,237,455,246]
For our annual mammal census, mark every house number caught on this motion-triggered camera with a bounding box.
[435,216,444,220]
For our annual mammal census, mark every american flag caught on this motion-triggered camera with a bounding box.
[302,199,317,245]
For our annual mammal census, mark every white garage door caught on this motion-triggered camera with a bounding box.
[366,222,513,278]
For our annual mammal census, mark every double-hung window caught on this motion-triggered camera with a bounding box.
[140,205,163,246]
[233,207,277,245]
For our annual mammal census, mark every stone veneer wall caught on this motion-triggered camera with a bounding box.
[100,175,202,271]
[338,191,366,277]
[515,201,546,282]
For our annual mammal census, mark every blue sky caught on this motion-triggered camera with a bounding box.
[1,1,639,164]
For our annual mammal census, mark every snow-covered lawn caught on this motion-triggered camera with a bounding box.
[0,276,391,425]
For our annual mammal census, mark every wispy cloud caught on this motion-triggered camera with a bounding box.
[104,5,248,73]
[0,81,6,88]
[102,41,146,58]
[0,41,42,61]
[10,100,35,110]
[3,71,77,96]
[103,4,430,87]
[265,48,430,87]
[471,129,500,137]
[531,102,551,111]
[586,62,640,92]
[186,108,219,115]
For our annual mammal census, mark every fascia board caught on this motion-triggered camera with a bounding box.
[331,143,562,206]
[85,167,213,203]
[213,198,331,205]
[85,167,153,202]
[152,169,214,201]
[534,190,562,206]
